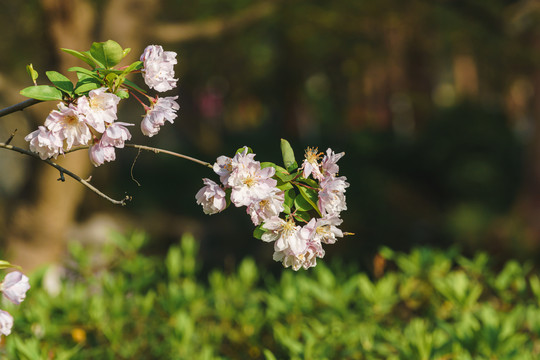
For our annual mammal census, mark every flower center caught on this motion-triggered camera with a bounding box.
[65,115,79,126]
[305,147,322,164]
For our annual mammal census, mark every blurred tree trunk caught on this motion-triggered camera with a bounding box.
[6,0,96,271]
[6,0,162,271]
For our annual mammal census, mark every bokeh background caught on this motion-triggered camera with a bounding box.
[1,0,540,273]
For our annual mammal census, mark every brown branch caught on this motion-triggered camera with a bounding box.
[0,142,130,206]
[67,144,214,169]
[125,144,213,169]
[151,0,281,43]
[0,99,42,119]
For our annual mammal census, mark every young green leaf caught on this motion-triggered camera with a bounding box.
[296,184,322,217]
[26,64,38,85]
[90,40,124,68]
[253,224,267,240]
[280,138,298,172]
[61,48,99,68]
[20,85,63,101]
[45,71,74,94]
[68,67,102,81]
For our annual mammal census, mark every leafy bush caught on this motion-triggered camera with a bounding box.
[4,233,540,359]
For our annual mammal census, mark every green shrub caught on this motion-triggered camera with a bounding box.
[3,232,540,359]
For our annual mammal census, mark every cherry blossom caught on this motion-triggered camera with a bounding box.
[261,217,306,255]
[44,103,91,150]
[246,188,285,225]
[89,140,116,167]
[195,178,227,215]
[318,176,349,216]
[140,45,178,92]
[321,148,345,178]
[0,310,12,337]
[77,88,120,133]
[229,161,277,207]
[301,147,324,181]
[100,122,133,148]
[25,126,64,160]
[1,271,30,305]
[141,96,179,137]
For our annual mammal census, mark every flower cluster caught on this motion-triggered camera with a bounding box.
[0,271,30,337]
[196,142,349,270]
[24,43,179,166]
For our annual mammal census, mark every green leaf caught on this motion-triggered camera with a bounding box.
[122,60,143,75]
[74,82,100,95]
[20,85,63,101]
[283,189,296,214]
[0,260,22,271]
[68,67,102,81]
[293,211,311,223]
[253,224,266,240]
[236,146,253,155]
[123,48,131,58]
[276,181,294,191]
[294,191,316,212]
[116,89,129,99]
[274,171,297,183]
[45,71,73,94]
[296,184,321,217]
[61,48,99,68]
[90,40,124,68]
[26,64,38,85]
[280,138,298,172]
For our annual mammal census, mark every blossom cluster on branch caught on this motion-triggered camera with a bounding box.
[196,140,350,270]
[21,41,179,166]
[0,269,30,338]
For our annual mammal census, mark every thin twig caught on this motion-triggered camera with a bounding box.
[125,144,214,169]
[0,142,130,206]
[0,99,42,118]
[5,129,17,145]
[130,148,142,186]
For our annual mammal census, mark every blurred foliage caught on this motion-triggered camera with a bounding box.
[4,232,540,359]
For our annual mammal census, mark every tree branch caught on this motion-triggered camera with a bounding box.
[0,142,130,206]
[125,144,214,169]
[0,99,42,119]
[151,0,281,43]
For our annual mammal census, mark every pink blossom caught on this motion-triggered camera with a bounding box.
[0,310,12,337]
[101,122,133,148]
[1,271,30,305]
[141,96,179,137]
[213,155,233,185]
[273,239,324,271]
[246,188,285,225]
[321,148,345,178]
[302,215,343,245]
[89,141,116,167]
[25,126,64,160]
[301,147,324,181]
[77,88,120,133]
[44,103,91,150]
[229,161,277,207]
[140,45,178,92]
[318,176,349,216]
[195,178,227,215]
[261,217,306,255]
